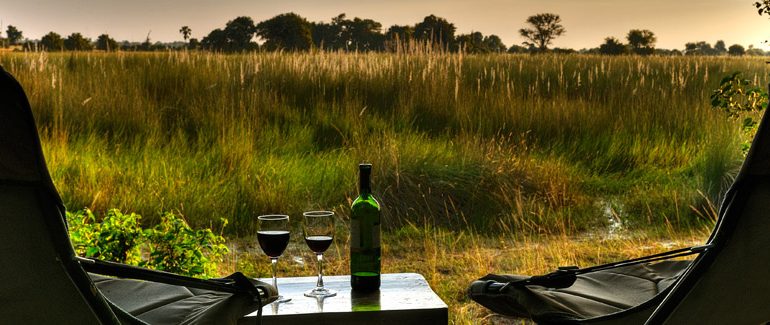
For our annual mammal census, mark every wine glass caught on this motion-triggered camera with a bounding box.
[302,211,337,298]
[257,214,292,304]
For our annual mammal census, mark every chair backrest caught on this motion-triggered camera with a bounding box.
[0,66,119,324]
[646,92,770,324]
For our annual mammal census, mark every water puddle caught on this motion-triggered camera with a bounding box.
[596,198,626,239]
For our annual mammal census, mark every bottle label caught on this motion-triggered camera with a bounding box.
[351,220,361,249]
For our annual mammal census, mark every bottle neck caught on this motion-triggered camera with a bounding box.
[359,169,371,196]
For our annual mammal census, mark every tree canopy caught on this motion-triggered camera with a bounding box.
[714,40,727,54]
[256,13,312,51]
[225,17,257,50]
[40,32,64,51]
[414,15,456,48]
[728,44,745,56]
[341,16,385,51]
[64,33,93,51]
[685,41,717,55]
[96,34,119,51]
[6,25,23,45]
[455,32,506,53]
[386,25,414,42]
[626,29,656,55]
[599,37,627,55]
[179,26,192,42]
[201,16,257,51]
[311,14,385,51]
[519,13,565,51]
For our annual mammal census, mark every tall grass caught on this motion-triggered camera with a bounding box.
[0,51,754,234]
[2,51,762,323]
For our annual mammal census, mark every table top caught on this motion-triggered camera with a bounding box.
[241,273,448,324]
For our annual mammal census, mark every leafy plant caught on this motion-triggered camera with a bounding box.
[141,213,229,277]
[711,72,767,118]
[710,72,767,152]
[67,209,228,278]
[68,209,143,264]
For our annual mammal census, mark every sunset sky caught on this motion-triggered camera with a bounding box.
[3,0,769,50]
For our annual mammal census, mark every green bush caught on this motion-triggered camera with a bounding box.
[66,209,229,278]
[711,72,767,153]
[141,213,229,276]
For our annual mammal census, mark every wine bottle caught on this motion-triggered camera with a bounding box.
[350,163,381,292]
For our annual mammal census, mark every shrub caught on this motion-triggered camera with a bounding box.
[141,213,229,277]
[66,209,229,278]
[711,72,768,153]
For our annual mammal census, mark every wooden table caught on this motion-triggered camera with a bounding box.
[240,273,448,324]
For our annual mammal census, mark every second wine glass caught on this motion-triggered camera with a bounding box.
[302,211,337,298]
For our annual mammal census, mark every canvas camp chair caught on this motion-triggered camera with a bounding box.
[644,88,770,324]
[0,66,277,324]
[469,89,770,324]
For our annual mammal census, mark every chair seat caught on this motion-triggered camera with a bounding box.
[91,273,260,325]
[470,260,690,323]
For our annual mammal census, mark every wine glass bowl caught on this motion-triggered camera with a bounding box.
[257,214,292,304]
[303,211,337,298]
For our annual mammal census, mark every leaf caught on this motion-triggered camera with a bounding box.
[86,247,100,257]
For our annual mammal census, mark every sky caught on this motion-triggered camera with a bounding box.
[2,0,770,50]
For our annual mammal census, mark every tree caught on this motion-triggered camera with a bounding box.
[714,40,727,54]
[626,29,656,55]
[483,34,507,53]
[455,32,507,53]
[386,25,414,42]
[224,17,257,51]
[685,41,715,55]
[141,31,153,51]
[599,37,627,55]
[256,13,313,51]
[188,38,200,50]
[414,15,456,48]
[96,34,119,51]
[201,16,258,51]
[179,26,192,42]
[519,13,565,51]
[507,44,529,53]
[728,44,745,56]
[64,33,93,51]
[746,44,766,56]
[455,32,485,53]
[201,29,228,50]
[311,21,341,50]
[312,14,384,51]
[342,16,385,51]
[384,24,414,51]
[40,32,64,51]
[6,25,23,45]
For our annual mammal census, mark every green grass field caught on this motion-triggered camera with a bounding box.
[1,51,765,323]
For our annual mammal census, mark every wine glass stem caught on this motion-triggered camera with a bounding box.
[271,257,279,295]
[316,253,324,289]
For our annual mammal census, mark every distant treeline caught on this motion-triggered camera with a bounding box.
[0,12,765,56]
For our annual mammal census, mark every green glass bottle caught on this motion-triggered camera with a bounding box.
[350,163,381,292]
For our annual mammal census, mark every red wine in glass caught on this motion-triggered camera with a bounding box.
[257,231,290,257]
[305,235,333,253]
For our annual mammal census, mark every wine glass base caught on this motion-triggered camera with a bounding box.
[304,287,337,298]
[273,295,292,304]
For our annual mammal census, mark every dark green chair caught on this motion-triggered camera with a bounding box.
[646,89,770,324]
